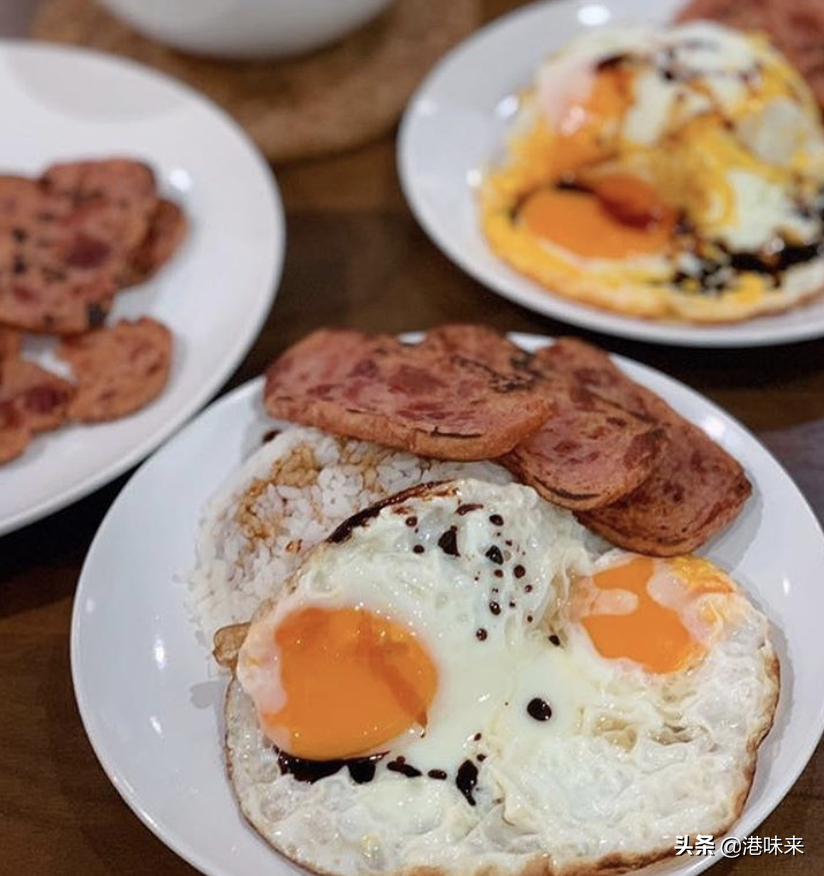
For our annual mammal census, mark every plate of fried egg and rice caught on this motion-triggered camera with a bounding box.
[71,331,824,876]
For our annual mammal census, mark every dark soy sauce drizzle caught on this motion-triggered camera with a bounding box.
[276,749,385,785]
[438,526,460,557]
[456,760,479,806]
[278,747,485,809]
[527,698,553,722]
[485,545,504,564]
[387,757,423,778]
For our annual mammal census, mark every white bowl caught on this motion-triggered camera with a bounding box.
[97,0,395,60]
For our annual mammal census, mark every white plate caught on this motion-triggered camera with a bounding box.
[72,334,824,876]
[0,41,284,535]
[398,0,824,348]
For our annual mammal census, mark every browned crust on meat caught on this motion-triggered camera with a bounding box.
[541,338,751,554]
[0,399,30,463]
[0,358,75,433]
[264,328,553,461]
[57,316,172,422]
[121,198,188,287]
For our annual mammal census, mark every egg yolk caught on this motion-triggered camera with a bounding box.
[579,556,700,673]
[550,65,632,179]
[520,62,680,260]
[260,606,438,761]
[520,181,675,259]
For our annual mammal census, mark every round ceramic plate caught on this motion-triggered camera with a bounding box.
[0,41,284,536]
[398,0,824,347]
[72,334,824,876]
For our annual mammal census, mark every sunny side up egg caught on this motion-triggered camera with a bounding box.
[225,479,779,876]
[481,21,824,322]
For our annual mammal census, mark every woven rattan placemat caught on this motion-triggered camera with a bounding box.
[32,0,480,163]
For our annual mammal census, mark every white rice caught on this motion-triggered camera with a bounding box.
[187,426,514,640]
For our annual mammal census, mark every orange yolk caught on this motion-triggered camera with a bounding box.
[521,62,677,260]
[550,65,632,179]
[520,185,674,259]
[261,606,438,761]
[579,556,700,674]
[589,174,677,230]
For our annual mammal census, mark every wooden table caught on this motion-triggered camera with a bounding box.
[2,2,823,874]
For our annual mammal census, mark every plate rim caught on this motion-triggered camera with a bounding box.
[0,38,286,537]
[71,334,824,876]
[71,376,270,876]
[397,0,824,349]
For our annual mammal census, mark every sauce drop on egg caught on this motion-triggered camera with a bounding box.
[259,606,438,761]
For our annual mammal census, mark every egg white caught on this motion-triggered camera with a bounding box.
[225,480,779,876]
[237,479,590,777]
[481,21,824,323]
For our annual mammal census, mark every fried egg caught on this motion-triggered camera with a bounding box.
[481,21,824,323]
[224,479,778,876]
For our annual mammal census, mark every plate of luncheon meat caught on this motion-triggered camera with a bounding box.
[0,41,284,536]
[72,325,824,876]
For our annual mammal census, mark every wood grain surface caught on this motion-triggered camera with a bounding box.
[2,2,824,874]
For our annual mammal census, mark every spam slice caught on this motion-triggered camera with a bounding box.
[421,325,666,509]
[0,359,75,433]
[0,326,21,361]
[502,379,666,510]
[122,198,188,287]
[0,160,158,334]
[0,400,29,464]
[417,324,536,374]
[542,338,752,555]
[57,317,172,422]
[580,418,753,555]
[0,175,115,334]
[41,159,158,255]
[264,328,554,460]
